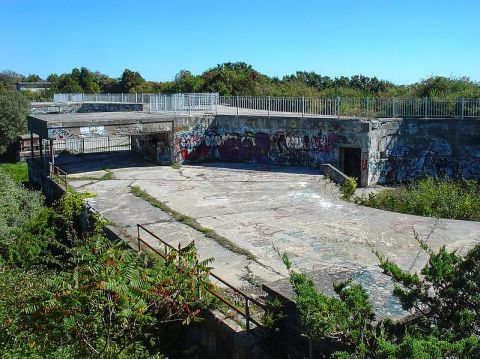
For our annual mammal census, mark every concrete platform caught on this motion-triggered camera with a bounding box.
[62,152,480,319]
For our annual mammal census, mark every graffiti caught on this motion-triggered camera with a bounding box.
[48,127,77,140]
[238,221,284,236]
[173,121,366,171]
[80,126,107,137]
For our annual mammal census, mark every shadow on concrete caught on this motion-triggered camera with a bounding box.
[188,161,322,176]
[54,151,157,174]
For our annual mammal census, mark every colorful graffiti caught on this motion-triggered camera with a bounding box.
[173,122,358,169]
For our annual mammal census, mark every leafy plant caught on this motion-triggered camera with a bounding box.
[340,177,357,200]
[356,177,480,221]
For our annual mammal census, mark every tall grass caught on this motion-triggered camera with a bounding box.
[356,177,480,221]
[0,162,28,183]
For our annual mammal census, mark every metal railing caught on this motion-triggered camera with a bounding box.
[53,92,480,119]
[149,93,219,113]
[49,162,68,189]
[213,96,480,119]
[53,136,132,155]
[136,224,265,332]
[54,93,151,103]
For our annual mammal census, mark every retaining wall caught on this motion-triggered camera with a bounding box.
[173,115,371,185]
[368,118,480,184]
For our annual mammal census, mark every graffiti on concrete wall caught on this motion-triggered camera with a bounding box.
[173,122,361,170]
[48,127,77,139]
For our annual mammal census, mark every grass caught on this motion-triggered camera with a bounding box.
[69,170,115,182]
[0,162,28,183]
[356,177,480,221]
[129,185,256,260]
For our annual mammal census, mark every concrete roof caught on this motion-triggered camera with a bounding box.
[27,111,179,138]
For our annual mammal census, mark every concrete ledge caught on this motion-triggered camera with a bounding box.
[321,163,349,184]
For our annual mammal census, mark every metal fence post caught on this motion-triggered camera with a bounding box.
[245,297,250,333]
[336,97,341,118]
[392,97,396,118]
[302,96,305,117]
[461,97,465,119]
[188,94,191,115]
[236,96,239,116]
[137,224,141,251]
[365,97,369,118]
[268,96,271,118]
[121,93,124,103]
[423,97,428,118]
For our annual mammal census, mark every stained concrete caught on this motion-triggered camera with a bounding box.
[63,152,480,319]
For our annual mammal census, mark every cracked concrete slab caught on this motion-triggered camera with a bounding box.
[63,152,480,319]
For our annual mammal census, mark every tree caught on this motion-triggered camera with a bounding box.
[119,69,145,93]
[0,90,29,157]
[78,67,100,93]
[201,62,260,95]
[172,70,203,93]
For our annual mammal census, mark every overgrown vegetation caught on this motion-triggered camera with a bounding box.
[0,161,28,183]
[0,170,212,357]
[68,169,115,182]
[0,88,29,158]
[340,177,357,200]
[280,232,480,358]
[129,185,256,260]
[356,177,480,221]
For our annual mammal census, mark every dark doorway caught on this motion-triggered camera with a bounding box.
[342,147,361,183]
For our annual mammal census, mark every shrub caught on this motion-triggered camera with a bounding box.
[357,177,480,221]
[340,177,357,200]
[0,90,29,156]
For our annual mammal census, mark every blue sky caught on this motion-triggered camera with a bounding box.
[1,0,479,84]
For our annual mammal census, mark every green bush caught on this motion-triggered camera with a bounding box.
[340,177,357,200]
[0,89,29,156]
[356,177,480,221]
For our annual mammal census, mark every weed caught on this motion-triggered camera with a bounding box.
[129,185,256,260]
[340,176,357,200]
[356,177,480,221]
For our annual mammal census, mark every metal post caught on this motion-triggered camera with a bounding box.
[336,97,341,118]
[30,132,35,159]
[245,297,250,333]
[39,136,44,168]
[82,138,85,154]
[188,94,191,115]
[392,97,396,118]
[268,96,271,118]
[50,139,54,166]
[365,97,369,118]
[302,96,305,117]
[107,137,110,152]
[423,97,428,118]
[461,97,465,119]
[236,96,239,116]
[137,224,141,251]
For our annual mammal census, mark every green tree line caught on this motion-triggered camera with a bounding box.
[2,62,480,101]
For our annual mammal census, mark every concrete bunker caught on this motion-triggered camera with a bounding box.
[27,112,177,169]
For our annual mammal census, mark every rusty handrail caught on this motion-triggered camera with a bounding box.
[136,223,265,332]
[49,162,68,190]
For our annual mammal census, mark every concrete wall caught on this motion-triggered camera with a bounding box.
[173,115,371,185]
[368,118,480,184]
[77,103,143,113]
